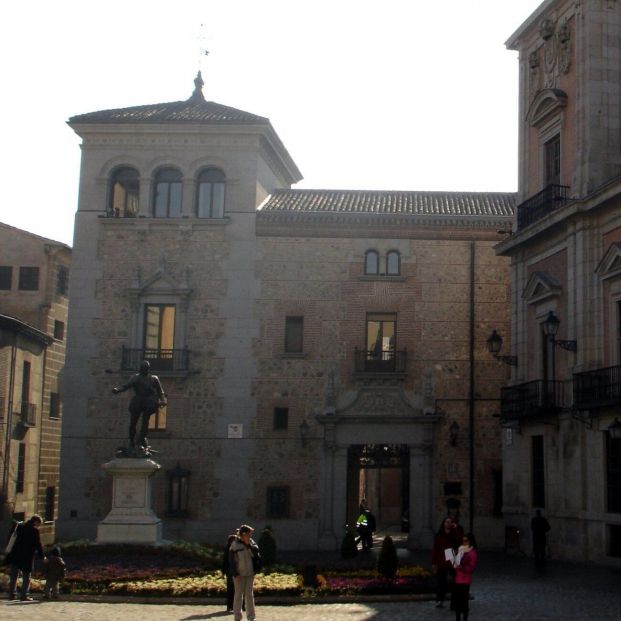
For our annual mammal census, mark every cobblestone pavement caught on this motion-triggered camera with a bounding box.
[2,553,620,620]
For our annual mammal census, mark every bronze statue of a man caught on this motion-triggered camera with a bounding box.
[112,360,166,453]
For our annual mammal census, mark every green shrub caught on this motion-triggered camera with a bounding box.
[258,526,277,566]
[377,535,398,579]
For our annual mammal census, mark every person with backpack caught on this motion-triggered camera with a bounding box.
[4,514,46,601]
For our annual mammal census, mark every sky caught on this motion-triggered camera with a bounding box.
[1,0,544,246]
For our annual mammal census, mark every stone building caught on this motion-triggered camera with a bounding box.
[495,0,621,564]
[58,73,514,549]
[0,223,71,543]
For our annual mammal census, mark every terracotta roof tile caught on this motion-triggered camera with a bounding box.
[259,189,515,218]
[69,99,268,125]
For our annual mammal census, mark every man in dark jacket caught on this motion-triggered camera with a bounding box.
[5,514,46,601]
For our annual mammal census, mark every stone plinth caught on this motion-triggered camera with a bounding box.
[96,458,163,544]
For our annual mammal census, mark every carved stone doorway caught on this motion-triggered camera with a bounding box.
[346,444,410,533]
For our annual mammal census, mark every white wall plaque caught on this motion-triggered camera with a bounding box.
[228,424,243,438]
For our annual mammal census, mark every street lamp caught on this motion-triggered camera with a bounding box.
[486,330,518,366]
[609,418,621,440]
[541,311,577,413]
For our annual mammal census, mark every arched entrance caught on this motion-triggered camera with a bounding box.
[346,444,410,534]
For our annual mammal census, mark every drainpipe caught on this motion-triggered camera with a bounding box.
[468,241,476,534]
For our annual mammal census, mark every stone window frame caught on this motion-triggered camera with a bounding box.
[195,166,227,218]
[126,264,192,376]
[596,243,621,365]
[364,250,380,275]
[108,165,140,218]
[266,485,290,519]
[153,166,184,218]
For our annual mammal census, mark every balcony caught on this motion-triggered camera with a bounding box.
[574,365,621,411]
[354,348,407,374]
[500,380,562,421]
[17,402,37,427]
[516,184,570,230]
[121,347,190,374]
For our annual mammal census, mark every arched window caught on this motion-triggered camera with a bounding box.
[386,250,401,275]
[153,168,182,218]
[197,168,226,218]
[109,167,139,217]
[365,250,379,275]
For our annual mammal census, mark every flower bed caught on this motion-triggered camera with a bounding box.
[0,541,434,598]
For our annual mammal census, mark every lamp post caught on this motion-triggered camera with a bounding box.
[541,311,577,412]
[486,330,518,366]
[609,418,621,440]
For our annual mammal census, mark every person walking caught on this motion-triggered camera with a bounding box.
[431,517,462,607]
[4,514,46,601]
[531,509,551,568]
[450,532,478,621]
[222,534,237,612]
[43,546,66,600]
[356,499,376,551]
[229,524,260,621]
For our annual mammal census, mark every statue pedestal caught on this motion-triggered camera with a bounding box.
[97,458,163,544]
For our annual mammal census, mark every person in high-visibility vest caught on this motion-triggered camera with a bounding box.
[355,499,376,550]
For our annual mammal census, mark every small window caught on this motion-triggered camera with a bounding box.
[18,267,39,291]
[544,135,561,186]
[365,250,379,275]
[54,320,65,341]
[56,265,69,296]
[197,168,225,218]
[273,407,289,430]
[144,304,176,371]
[266,486,290,518]
[610,525,621,557]
[16,443,26,493]
[44,486,56,522]
[153,168,183,218]
[110,166,140,217]
[607,432,621,513]
[386,251,400,275]
[532,435,545,507]
[49,392,61,419]
[0,266,12,290]
[285,316,304,353]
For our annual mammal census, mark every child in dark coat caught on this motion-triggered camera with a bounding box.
[43,547,66,600]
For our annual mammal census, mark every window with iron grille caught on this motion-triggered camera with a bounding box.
[45,486,56,522]
[0,266,12,290]
[284,316,304,353]
[56,265,69,296]
[532,435,545,507]
[49,392,61,419]
[54,320,65,341]
[607,432,621,513]
[266,486,290,518]
[273,407,289,430]
[16,443,26,493]
[18,266,39,291]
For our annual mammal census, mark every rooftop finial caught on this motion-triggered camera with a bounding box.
[189,71,205,102]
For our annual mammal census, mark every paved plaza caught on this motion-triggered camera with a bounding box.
[2,553,620,620]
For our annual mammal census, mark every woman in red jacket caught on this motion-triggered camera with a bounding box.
[450,532,478,621]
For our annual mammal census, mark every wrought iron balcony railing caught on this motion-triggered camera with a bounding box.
[354,348,407,373]
[500,380,563,421]
[121,347,190,373]
[17,402,37,427]
[516,184,570,230]
[573,365,621,411]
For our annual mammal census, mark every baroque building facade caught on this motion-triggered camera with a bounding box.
[58,74,514,549]
[0,223,71,544]
[496,0,621,565]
